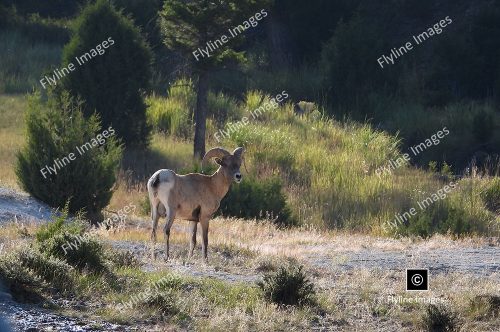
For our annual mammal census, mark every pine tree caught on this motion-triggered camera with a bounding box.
[60,0,152,147]
[159,0,270,158]
[16,93,123,221]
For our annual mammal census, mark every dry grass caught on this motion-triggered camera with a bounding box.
[0,94,26,188]
[1,216,498,331]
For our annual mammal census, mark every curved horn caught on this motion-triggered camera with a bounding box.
[232,147,248,173]
[232,147,245,159]
[202,147,231,170]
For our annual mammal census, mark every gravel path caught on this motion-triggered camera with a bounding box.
[0,187,56,224]
[0,289,132,332]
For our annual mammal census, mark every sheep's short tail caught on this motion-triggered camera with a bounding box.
[151,173,160,189]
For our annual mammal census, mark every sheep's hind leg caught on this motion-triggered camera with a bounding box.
[150,202,161,260]
[189,220,197,258]
[163,208,175,261]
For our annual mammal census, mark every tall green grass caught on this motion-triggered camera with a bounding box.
[0,29,62,93]
[146,89,499,236]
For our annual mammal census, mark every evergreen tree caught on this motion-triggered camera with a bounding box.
[60,0,152,146]
[16,93,123,221]
[159,0,270,158]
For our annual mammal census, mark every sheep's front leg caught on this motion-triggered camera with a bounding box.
[164,209,175,261]
[200,218,210,261]
[189,220,197,257]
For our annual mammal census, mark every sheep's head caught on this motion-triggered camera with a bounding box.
[202,147,245,183]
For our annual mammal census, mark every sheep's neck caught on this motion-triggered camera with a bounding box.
[210,167,232,199]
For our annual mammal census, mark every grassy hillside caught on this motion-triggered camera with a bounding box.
[3,92,497,237]
[0,15,497,237]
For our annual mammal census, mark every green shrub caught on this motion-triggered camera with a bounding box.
[0,247,74,300]
[16,93,123,221]
[421,304,459,332]
[481,178,500,213]
[258,264,315,306]
[35,203,84,243]
[218,176,296,227]
[43,232,106,273]
[142,290,178,315]
[35,208,107,273]
[60,0,152,146]
[16,247,74,290]
[397,201,477,238]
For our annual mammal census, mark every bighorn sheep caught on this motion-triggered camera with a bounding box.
[147,147,244,261]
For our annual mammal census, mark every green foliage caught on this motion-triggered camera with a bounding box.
[0,247,74,300]
[275,0,358,62]
[16,93,123,220]
[421,304,459,332]
[60,0,152,146]
[383,102,500,170]
[142,290,178,315]
[208,91,241,126]
[321,13,395,116]
[0,29,62,93]
[396,199,490,238]
[481,178,500,213]
[2,0,85,18]
[43,232,106,272]
[258,264,316,306]
[159,0,269,70]
[146,78,195,138]
[35,210,107,273]
[35,202,81,243]
[218,177,296,227]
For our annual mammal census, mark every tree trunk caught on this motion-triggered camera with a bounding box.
[194,70,209,160]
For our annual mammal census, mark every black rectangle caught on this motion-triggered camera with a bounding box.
[406,269,429,291]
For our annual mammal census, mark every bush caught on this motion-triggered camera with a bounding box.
[35,203,83,243]
[43,232,106,273]
[421,304,459,332]
[258,264,315,306]
[142,291,178,315]
[0,247,74,300]
[481,178,500,213]
[60,0,152,146]
[16,93,123,220]
[400,202,473,238]
[218,176,296,227]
